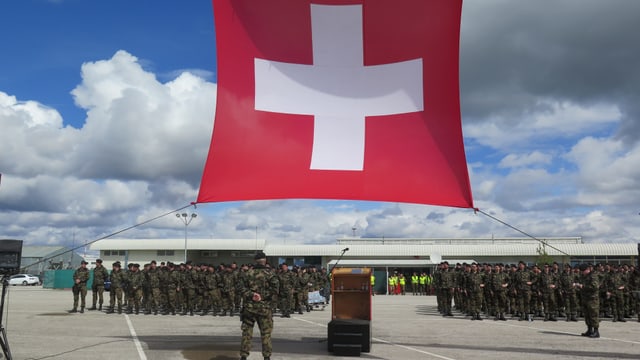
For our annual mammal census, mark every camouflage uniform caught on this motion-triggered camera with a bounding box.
[202,265,222,315]
[490,265,509,320]
[559,265,579,321]
[90,261,109,310]
[514,263,533,320]
[465,264,484,320]
[146,263,162,315]
[579,265,600,338]
[278,266,295,317]
[71,263,90,312]
[126,265,144,314]
[239,253,279,360]
[107,263,126,314]
[165,264,181,315]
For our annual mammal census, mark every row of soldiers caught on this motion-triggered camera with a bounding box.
[89,259,330,317]
[433,261,640,322]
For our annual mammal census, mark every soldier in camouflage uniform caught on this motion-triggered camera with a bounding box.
[607,265,627,322]
[202,264,221,316]
[439,262,455,317]
[126,263,144,314]
[466,263,484,320]
[578,263,600,338]
[69,260,90,313]
[181,261,198,316]
[514,261,533,321]
[278,264,295,317]
[88,258,109,311]
[540,264,558,321]
[560,264,579,321]
[146,260,162,315]
[220,264,236,316]
[106,261,126,314]
[239,251,279,360]
[490,263,509,321]
[165,262,181,315]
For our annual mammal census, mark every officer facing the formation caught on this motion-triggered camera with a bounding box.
[577,263,600,338]
[239,251,279,360]
[69,260,90,313]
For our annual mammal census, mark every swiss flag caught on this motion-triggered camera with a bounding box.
[197,0,474,208]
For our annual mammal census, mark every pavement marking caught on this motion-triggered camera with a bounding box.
[124,314,148,360]
[496,321,640,345]
[292,316,458,360]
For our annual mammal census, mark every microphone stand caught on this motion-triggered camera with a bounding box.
[331,248,349,274]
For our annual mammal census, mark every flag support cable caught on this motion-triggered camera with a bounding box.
[22,203,197,272]
[474,208,570,257]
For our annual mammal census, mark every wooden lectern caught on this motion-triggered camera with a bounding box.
[328,267,372,356]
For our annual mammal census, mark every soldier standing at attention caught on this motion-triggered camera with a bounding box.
[106,261,125,314]
[578,263,600,338]
[239,251,279,360]
[88,258,109,311]
[69,260,90,313]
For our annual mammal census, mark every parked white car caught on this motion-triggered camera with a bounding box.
[8,274,40,286]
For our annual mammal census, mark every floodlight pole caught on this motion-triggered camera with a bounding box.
[176,212,197,263]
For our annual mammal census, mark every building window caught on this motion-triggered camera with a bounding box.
[157,250,175,256]
[104,250,126,256]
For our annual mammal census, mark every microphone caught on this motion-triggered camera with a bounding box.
[342,247,349,252]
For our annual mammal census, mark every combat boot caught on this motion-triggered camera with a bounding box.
[589,328,600,338]
[618,316,626,322]
[544,314,550,322]
[499,313,507,321]
[106,307,114,314]
[190,310,194,316]
[581,327,593,337]
[88,305,97,311]
[570,315,578,322]
[476,313,482,321]
[98,304,103,311]
[68,308,78,313]
[118,306,123,314]
[80,307,85,313]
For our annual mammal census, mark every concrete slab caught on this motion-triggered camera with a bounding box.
[2,286,639,359]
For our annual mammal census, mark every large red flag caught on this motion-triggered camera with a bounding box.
[197,0,474,208]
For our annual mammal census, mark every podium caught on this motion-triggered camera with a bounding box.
[328,267,372,356]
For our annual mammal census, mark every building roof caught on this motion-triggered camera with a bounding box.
[89,239,639,258]
[90,238,266,251]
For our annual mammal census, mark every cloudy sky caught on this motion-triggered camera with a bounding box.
[1,0,639,251]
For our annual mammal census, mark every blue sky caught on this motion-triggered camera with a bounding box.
[1,0,640,249]
[0,0,216,127]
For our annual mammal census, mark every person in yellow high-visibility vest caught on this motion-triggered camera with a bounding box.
[388,274,396,295]
[370,274,375,296]
[419,272,427,296]
[411,272,419,295]
[399,273,407,295]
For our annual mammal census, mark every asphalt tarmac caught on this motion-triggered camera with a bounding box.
[3,286,639,360]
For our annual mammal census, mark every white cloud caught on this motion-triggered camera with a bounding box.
[464,99,620,150]
[498,151,553,168]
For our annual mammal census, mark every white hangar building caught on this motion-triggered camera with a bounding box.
[90,236,639,271]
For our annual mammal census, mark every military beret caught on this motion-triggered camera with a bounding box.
[96,259,103,263]
[579,263,589,271]
[81,260,88,265]
[254,251,267,260]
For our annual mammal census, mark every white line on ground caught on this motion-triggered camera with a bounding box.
[291,316,458,360]
[125,314,148,360]
[496,321,640,345]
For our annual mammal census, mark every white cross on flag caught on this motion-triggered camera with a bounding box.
[197,0,474,208]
